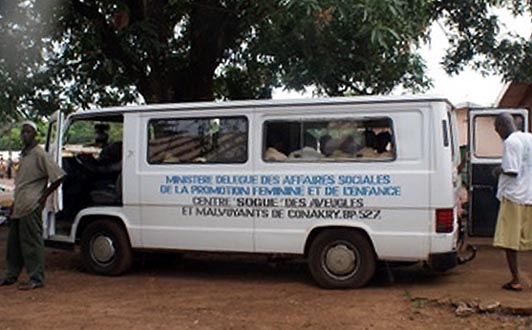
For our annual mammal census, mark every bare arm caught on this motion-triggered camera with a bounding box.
[493,166,518,178]
[38,176,65,205]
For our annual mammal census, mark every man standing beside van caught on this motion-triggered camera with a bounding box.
[493,113,532,292]
[0,121,64,290]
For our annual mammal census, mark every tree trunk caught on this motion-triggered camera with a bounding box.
[168,0,243,103]
[74,0,246,104]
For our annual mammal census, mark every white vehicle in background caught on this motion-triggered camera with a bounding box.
[43,95,461,288]
[0,184,14,225]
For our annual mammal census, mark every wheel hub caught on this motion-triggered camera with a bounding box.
[91,235,115,264]
[325,244,356,276]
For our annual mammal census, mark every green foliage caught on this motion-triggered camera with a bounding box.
[63,120,122,145]
[0,1,56,123]
[0,0,530,122]
[251,0,433,95]
[0,126,23,150]
[63,121,97,145]
[0,121,47,150]
[433,0,532,82]
[214,65,277,100]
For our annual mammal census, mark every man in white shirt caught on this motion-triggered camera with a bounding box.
[493,113,532,291]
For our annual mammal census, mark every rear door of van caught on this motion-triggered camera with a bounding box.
[468,108,528,236]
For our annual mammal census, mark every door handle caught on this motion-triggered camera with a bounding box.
[471,184,494,190]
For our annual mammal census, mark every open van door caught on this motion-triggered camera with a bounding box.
[44,111,64,240]
[468,108,528,237]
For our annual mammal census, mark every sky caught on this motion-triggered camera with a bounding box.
[273,9,531,107]
[418,9,531,106]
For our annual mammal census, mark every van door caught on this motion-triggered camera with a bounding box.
[468,108,528,237]
[254,104,432,259]
[138,111,254,251]
[43,111,65,240]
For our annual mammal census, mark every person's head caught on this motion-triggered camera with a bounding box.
[94,123,110,145]
[267,130,286,153]
[375,132,392,153]
[319,134,332,155]
[494,113,517,140]
[302,132,317,149]
[364,129,377,148]
[21,121,37,147]
[338,135,357,154]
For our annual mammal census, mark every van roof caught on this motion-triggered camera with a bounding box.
[69,95,453,119]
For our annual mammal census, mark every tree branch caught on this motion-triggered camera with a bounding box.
[71,0,145,85]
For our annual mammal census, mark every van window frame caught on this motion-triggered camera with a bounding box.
[262,116,396,163]
[146,115,249,165]
[472,114,525,159]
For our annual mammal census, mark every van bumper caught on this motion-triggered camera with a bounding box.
[427,251,457,272]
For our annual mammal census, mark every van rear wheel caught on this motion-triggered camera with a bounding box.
[81,220,133,276]
[308,230,376,289]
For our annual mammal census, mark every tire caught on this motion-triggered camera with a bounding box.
[80,220,133,276]
[308,230,376,289]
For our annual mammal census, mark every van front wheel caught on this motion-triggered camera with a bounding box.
[308,230,376,289]
[80,220,133,276]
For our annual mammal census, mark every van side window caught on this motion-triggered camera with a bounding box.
[62,120,123,158]
[263,117,395,162]
[148,116,248,164]
[472,114,524,159]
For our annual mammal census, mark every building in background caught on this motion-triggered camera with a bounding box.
[497,81,532,111]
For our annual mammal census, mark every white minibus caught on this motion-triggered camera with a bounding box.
[44,95,460,288]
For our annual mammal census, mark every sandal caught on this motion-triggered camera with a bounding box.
[502,282,523,291]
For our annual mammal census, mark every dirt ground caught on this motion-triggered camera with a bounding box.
[1,225,532,330]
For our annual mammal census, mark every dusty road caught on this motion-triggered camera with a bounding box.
[0,225,530,330]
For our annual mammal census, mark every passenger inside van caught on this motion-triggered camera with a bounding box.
[86,123,110,149]
[331,135,358,158]
[374,132,393,158]
[97,141,123,171]
[263,119,395,162]
[319,134,333,156]
[73,141,122,205]
[54,118,124,233]
[75,141,122,175]
[356,129,378,158]
[288,133,324,160]
[264,132,288,161]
